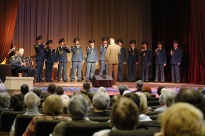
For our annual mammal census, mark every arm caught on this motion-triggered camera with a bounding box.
[123,49,127,63]
[81,48,84,62]
[135,49,138,63]
[99,45,104,53]
[71,46,79,53]
[64,47,71,53]
[148,50,151,64]
[55,48,59,62]
[164,50,167,64]
[34,44,41,52]
[86,47,92,54]
[105,47,111,62]
[95,49,98,62]
[178,49,182,64]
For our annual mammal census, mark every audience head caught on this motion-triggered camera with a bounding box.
[24,92,39,108]
[198,87,205,93]
[10,94,24,111]
[0,92,10,108]
[43,95,63,116]
[118,84,129,95]
[144,92,151,101]
[159,103,205,136]
[68,94,89,120]
[142,86,152,94]
[47,84,56,94]
[81,82,91,95]
[87,92,96,103]
[122,90,131,95]
[97,87,106,93]
[56,86,64,95]
[136,80,143,89]
[20,84,29,95]
[123,93,140,108]
[92,92,110,111]
[135,92,148,114]
[33,88,42,97]
[111,95,121,105]
[163,91,177,107]
[157,86,166,96]
[111,97,139,130]
[60,95,70,114]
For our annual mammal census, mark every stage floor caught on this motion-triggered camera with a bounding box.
[34,81,205,96]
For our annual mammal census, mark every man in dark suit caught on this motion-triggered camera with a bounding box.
[85,39,98,82]
[70,37,84,82]
[117,39,126,82]
[34,35,45,82]
[153,41,167,83]
[56,38,71,82]
[170,40,182,83]
[99,37,109,75]
[140,41,151,82]
[45,40,55,82]
[127,40,138,82]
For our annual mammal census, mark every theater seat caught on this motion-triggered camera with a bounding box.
[108,129,160,136]
[89,117,110,122]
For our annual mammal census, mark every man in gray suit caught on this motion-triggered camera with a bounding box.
[70,37,84,82]
[85,39,98,82]
[99,37,109,75]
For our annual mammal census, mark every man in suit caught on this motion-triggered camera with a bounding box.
[105,38,121,85]
[117,39,126,82]
[45,40,55,82]
[85,39,98,82]
[140,41,151,82]
[170,40,182,83]
[127,40,138,82]
[56,38,71,82]
[70,37,84,82]
[99,36,109,75]
[34,35,45,82]
[153,41,166,83]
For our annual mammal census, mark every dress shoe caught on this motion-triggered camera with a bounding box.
[86,79,90,82]
[64,80,68,82]
[70,79,74,82]
[57,80,60,82]
[77,80,82,82]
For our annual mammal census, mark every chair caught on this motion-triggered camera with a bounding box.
[148,101,160,106]
[89,117,110,122]
[15,114,35,136]
[33,120,61,136]
[137,120,161,129]
[108,129,160,136]
[62,122,111,136]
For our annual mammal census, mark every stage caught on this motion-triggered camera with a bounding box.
[33,81,205,96]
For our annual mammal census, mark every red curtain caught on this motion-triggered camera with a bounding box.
[0,0,18,63]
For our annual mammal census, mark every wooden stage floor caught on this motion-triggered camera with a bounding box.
[34,81,205,96]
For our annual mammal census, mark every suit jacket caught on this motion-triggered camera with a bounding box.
[86,47,98,63]
[170,48,182,64]
[127,47,138,63]
[99,44,108,61]
[56,46,70,63]
[118,47,126,63]
[105,43,121,64]
[9,55,22,68]
[140,49,151,64]
[45,48,56,64]
[34,43,45,61]
[153,49,166,65]
[71,45,84,62]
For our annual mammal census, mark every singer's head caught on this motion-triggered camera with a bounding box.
[157,41,163,49]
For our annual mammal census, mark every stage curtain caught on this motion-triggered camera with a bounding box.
[13,0,152,80]
[0,0,18,63]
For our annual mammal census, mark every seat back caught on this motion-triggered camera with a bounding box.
[15,114,35,136]
[62,122,111,136]
[89,117,110,122]
[108,129,160,136]
[33,120,61,136]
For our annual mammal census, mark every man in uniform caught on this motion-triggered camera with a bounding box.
[45,40,55,82]
[34,35,45,82]
[56,38,70,82]
[127,40,138,82]
[99,36,109,75]
[85,39,98,82]
[117,39,126,82]
[105,38,121,85]
[153,41,166,83]
[70,37,84,82]
[140,41,151,82]
[170,40,182,83]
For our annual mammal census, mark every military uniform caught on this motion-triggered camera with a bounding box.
[140,49,151,82]
[34,35,45,82]
[170,47,182,83]
[71,37,84,82]
[86,40,98,81]
[99,37,109,75]
[153,48,166,82]
[56,38,70,82]
[127,47,138,82]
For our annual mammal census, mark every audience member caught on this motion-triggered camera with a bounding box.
[144,92,151,101]
[122,90,131,95]
[123,93,140,108]
[142,86,152,94]
[97,87,106,93]
[157,86,166,96]
[111,95,121,106]
[132,80,143,93]
[33,88,43,108]
[118,84,129,95]
[56,86,64,95]
[87,92,96,103]
[10,94,24,111]
[43,83,56,101]
[80,82,91,95]
[18,84,29,101]
[0,92,10,109]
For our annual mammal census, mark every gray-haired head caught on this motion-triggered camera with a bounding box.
[24,92,39,108]
[68,94,89,120]
[93,92,110,110]
[97,87,106,93]
[0,92,10,108]
[136,80,143,89]
[118,84,129,95]
[163,91,177,107]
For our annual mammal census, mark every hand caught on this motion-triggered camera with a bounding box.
[178,63,180,65]
[105,61,108,64]
[95,62,98,65]
[123,62,126,65]
[148,63,151,65]
[57,61,59,64]
[136,62,138,65]
[82,61,85,64]
[164,64,166,66]
[22,63,26,67]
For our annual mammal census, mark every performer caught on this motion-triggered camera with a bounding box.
[170,40,182,83]
[99,36,109,75]
[127,40,138,82]
[105,38,121,85]
[153,41,166,83]
[45,40,55,82]
[34,35,45,82]
[70,37,84,82]
[140,41,151,82]
[85,39,98,82]
[56,38,70,82]
[117,39,126,82]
